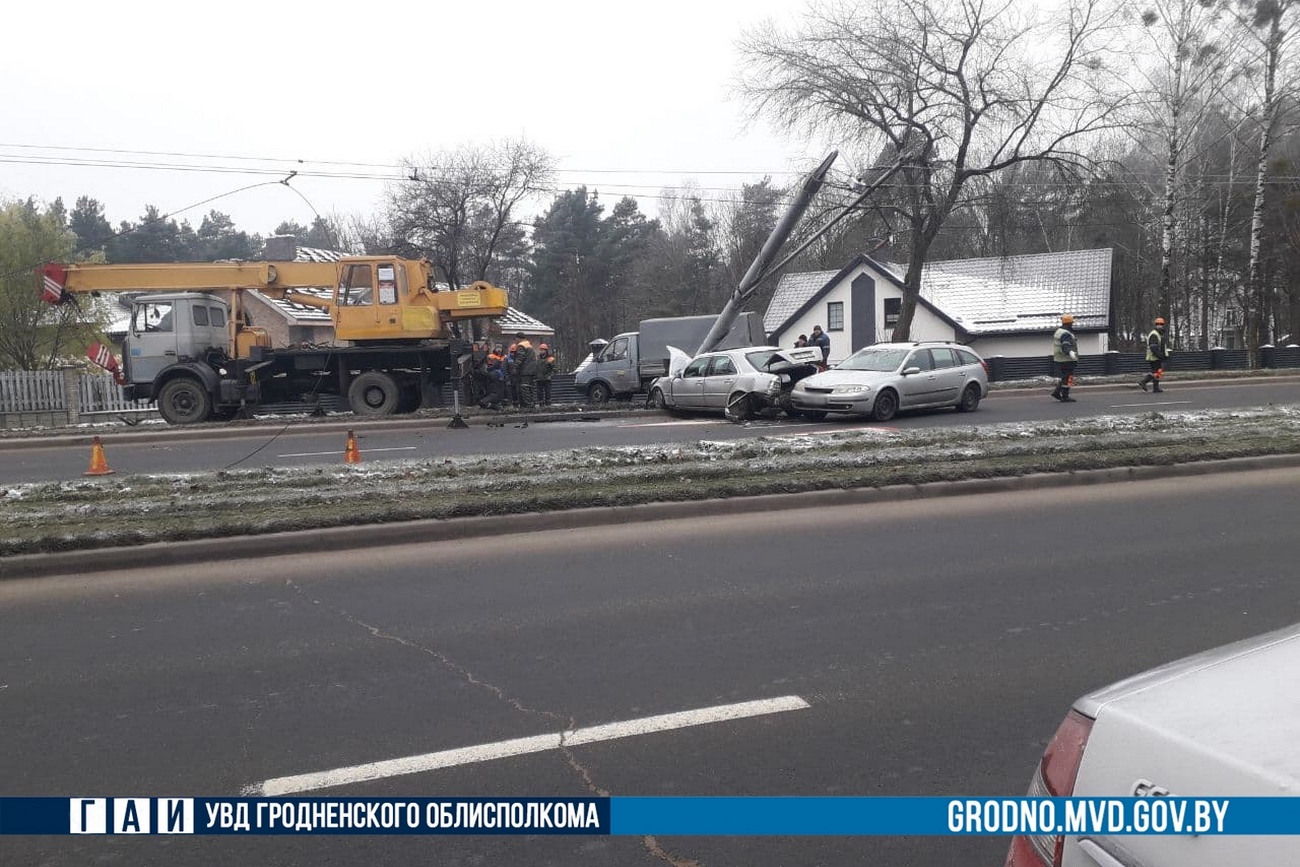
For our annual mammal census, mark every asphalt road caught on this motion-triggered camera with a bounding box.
[3,468,1299,865]
[3,377,1300,484]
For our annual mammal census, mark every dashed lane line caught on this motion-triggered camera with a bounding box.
[1107,400,1194,409]
[246,695,811,796]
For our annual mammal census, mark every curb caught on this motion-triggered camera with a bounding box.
[0,409,633,451]
[5,452,1299,581]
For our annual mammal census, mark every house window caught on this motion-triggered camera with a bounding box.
[884,297,901,328]
[827,301,844,332]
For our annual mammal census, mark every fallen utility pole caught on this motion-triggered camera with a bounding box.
[694,149,912,357]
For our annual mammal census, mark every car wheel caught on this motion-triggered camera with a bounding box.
[956,383,982,413]
[588,382,612,404]
[650,388,668,410]
[724,391,755,423]
[157,377,213,425]
[871,389,898,422]
[801,410,828,421]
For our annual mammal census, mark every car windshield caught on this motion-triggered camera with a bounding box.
[836,347,910,372]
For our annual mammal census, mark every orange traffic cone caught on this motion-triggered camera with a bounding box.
[84,435,115,476]
[344,430,362,464]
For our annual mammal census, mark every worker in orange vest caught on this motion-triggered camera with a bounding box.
[480,344,507,409]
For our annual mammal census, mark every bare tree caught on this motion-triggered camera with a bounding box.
[1232,0,1299,348]
[738,0,1131,339]
[1125,0,1243,320]
[386,139,554,290]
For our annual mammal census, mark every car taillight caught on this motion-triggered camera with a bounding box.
[1004,709,1094,867]
[980,359,990,375]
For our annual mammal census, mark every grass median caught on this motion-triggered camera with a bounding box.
[3,405,1300,557]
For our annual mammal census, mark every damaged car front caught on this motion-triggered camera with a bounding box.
[649,345,824,422]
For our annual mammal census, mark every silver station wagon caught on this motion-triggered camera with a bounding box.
[789,341,989,422]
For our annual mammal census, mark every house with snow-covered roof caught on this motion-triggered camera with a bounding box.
[763,248,1112,364]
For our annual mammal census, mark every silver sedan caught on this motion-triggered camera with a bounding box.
[790,342,989,422]
[649,345,824,421]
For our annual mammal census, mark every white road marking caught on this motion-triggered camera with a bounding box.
[782,424,898,435]
[278,447,418,458]
[247,695,810,796]
[620,419,719,428]
[1108,400,1193,408]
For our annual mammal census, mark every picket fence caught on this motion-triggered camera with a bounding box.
[0,369,154,421]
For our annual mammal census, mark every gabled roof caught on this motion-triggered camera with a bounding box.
[295,246,343,263]
[497,307,553,334]
[914,248,1111,335]
[765,248,1112,338]
[96,295,133,335]
[764,254,958,337]
[254,288,334,323]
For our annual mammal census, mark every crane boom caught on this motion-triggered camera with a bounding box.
[39,256,509,348]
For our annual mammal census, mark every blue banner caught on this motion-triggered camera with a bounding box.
[2,796,1299,835]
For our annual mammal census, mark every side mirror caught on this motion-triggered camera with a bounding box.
[902,366,922,376]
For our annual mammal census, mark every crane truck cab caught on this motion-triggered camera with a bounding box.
[124,293,234,397]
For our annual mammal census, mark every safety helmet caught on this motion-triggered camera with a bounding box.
[1154,317,1166,326]
[1060,314,1074,325]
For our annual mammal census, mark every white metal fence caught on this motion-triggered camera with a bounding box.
[0,370,64,412]
[0,369,153,415]
[78,373,151,413]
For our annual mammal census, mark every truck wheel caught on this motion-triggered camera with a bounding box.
[348,372,401,416]
[157,377,213,425]
[588,382,612,404]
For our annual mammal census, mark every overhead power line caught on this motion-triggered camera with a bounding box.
[0,142,813,179]
[5,147,1298,197]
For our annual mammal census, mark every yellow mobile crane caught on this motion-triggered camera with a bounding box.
[40,257,509,424]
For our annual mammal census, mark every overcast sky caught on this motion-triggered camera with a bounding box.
[2,0,829,239]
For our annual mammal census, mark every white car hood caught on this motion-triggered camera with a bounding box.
[799,370,891,388]
[666,346,692,378]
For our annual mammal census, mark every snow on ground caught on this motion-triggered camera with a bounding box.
[5,404,1299,512]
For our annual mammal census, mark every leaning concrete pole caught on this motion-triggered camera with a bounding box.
[694,151,839,356]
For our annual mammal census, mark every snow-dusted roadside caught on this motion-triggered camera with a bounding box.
[4,405,1300,557]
